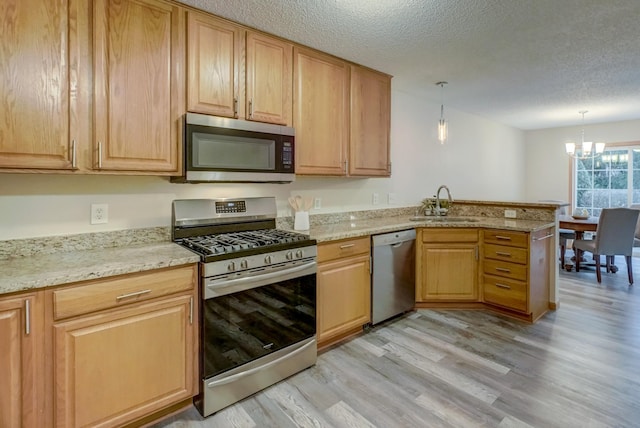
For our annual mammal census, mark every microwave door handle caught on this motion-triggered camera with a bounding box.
[205,261,316,298]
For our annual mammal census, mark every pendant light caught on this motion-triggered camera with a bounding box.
[565,110,605,159]
[436,81,448,144]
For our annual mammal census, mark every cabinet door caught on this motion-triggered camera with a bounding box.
[246,32,292,125]
[187,11,243,118]
[317,254,371,345]
[53,294,194,427]
[0,294,41,428]
[349,66,391,177]
[0,0,78,170]
[418,244,479,301]
[293,47,349,175]
[94,0,184,173]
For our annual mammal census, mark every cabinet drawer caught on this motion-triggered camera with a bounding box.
[483,259,527,281]
[483,230,528,248]
[421,228,478,243]
[318,237,370,263]
[484,243,528,264]
[483,275,527,312]
[53,265,197,320]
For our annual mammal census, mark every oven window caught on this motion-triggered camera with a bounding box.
[202,275,316,379]
[193,132,275,170]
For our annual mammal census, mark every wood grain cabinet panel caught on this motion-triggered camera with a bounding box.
[416,228,479,302]
[317,238,371,348]
[349,65,391,177]
[0,293,43,428]
[0,0,80,170]
[93,0,184,173]
[293,46,350,176]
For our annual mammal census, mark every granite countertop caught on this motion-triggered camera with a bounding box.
[0,213,554,296]
[286,215,555,242]
[0,242,200,295]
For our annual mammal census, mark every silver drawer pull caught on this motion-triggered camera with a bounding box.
[495,251,511,257]
[495,283,511,289]
[116,289,151,301]
[533,233,554,241]
[339,244,355,249]
[495,267,511,273]
[495,235,512,241]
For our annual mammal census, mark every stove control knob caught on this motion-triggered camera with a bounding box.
[296,250,303,258]
[240,259,248,269]
[286,251,293,260]
[227,261,236,272]
[264,255,272,264]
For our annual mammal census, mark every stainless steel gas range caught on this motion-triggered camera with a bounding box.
[171,197,317,417]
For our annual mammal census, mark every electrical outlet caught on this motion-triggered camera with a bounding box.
[313,197,322,209]
[504,209,517,219]
[91,204,108,224]
[372,193,379,205]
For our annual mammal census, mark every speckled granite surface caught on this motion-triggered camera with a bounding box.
[1,201,559,296]
[0,243,200,295]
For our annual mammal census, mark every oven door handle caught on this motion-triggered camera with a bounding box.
[206,337,316,388]
[205,260,316,298]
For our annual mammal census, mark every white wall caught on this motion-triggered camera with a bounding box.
[524,118,640,203]
[0,84,526,240]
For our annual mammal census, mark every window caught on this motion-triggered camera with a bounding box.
[573,145,640,216]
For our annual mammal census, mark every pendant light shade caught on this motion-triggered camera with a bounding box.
[565,110,605,159]
[436,81,448,144]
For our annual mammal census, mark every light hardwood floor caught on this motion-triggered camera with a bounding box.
[154,258,640,428]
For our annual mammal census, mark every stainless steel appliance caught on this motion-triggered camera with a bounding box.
[172,113,295,183]
[371,229,416,325]
[172,197,316,417]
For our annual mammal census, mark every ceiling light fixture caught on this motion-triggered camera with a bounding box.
[436,81,448,144]
[565,110,605,159]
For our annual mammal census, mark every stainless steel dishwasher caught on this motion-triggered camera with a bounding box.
[371,229,416,325]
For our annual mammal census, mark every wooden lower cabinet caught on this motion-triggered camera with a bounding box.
[0,292,44,427]
[45,264,198,427]
[317,237,371,348]
[416,228,479,302]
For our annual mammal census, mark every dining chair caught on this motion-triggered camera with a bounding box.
[574,207,640,284]
[630,204,640,247]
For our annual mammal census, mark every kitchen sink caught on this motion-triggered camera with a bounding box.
[409,216,480,223]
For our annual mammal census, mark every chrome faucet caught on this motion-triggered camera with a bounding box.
[435,185,453,216]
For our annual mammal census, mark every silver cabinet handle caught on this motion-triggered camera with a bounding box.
[495,267,511,273]
[233,97,238,118]
[189,297,193,325]
[25,299,30,335]
[495,235,512,241]
[339,244,355,249]
[495,283,511,289]
[248,99,253,118]
[71,139,77,169]
[496,251,511,257]
[388,162,392,174]
[115,289,151,301]
[97,141,103,169]
[533,233,554,241]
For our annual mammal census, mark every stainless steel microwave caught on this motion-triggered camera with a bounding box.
[172,113,295,183]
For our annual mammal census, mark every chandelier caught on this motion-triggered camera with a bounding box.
[436,81,448,144]
[565,110,605,159]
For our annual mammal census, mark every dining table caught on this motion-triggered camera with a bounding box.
[558,214,603,271]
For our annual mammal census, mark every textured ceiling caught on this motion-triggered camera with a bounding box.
[178,0,640,130]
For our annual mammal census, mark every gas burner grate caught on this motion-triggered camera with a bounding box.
[180,229,309,256]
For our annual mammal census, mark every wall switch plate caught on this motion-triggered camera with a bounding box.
[313,197,321,209]
[372,193,380,205]
[91,204,108,224]
[504,209,517,219]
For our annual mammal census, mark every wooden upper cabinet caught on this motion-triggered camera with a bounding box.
[349,66,391,177]
[293,47,349,175]
[187,11,243,119]
[246,32,293,125]
[0,0,79,170]
[93,0,185,173]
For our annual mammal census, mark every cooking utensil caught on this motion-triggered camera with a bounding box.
[288,197,299,211]
[294,195,304,211]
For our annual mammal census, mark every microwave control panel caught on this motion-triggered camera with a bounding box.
[282,142,293,169]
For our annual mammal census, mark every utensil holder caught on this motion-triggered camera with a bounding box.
[294,211,310,231]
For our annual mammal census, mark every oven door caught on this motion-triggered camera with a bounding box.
[201,259,316,380]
